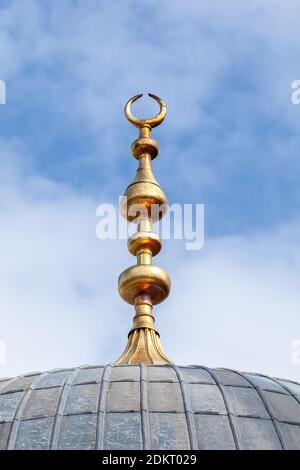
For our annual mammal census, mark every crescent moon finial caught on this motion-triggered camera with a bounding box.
[124,93,167,129]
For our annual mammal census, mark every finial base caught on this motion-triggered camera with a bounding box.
[114,328,171,365]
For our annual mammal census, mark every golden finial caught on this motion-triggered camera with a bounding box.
[115,94,171,365]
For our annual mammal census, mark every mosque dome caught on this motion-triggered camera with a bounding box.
[3,96,298,451]
[0,364,300,450]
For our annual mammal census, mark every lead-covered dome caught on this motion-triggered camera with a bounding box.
[0,364,300,450]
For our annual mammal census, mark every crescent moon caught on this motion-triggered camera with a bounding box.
[124,93,167,129]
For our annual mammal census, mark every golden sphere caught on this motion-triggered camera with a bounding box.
[118,264,171,306]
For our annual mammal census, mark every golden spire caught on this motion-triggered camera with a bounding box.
[115,93,171,365]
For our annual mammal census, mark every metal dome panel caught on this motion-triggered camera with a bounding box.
[0,365,299,450]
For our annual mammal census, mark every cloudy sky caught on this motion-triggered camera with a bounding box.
[0,0,300,380]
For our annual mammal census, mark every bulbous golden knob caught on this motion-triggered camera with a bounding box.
[118,264,171,306]
[120,183,168,223]
[128,232,162,257]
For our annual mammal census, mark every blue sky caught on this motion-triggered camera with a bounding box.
[0,0,300,380]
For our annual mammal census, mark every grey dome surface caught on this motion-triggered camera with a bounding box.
[0,364,300,450]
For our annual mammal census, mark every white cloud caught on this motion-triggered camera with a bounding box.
[0,138,300,381]
[0,139,128,377]
[0,1,299,383]
[1,0,300,129]
[1,0,299,201]
[159,221,300,380]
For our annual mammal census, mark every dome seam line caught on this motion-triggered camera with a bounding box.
[226,368,286,450]
[7,371,50,450]
[50,367,83,450]
[170,364,198,450]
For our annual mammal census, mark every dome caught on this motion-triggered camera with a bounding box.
[0,364,300,450]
